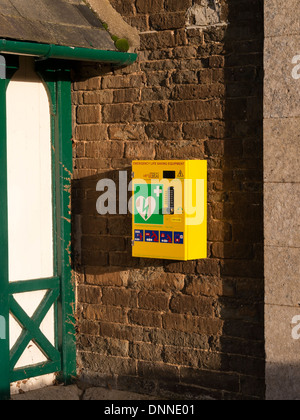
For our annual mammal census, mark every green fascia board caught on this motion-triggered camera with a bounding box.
[0,39,137,66]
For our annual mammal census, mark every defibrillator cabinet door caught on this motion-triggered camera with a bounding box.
[132,160,207,261]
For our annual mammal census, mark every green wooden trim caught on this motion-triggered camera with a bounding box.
[9,277,60,294]
[10,360,62,383]
[10,289,61,374]
[0,77,10,400]
[37,61,76,385]
[55,72,76,384]
[0,39,137,66]
[0,56,19,400]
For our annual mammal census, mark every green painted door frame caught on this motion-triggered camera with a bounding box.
[0,55,76,400]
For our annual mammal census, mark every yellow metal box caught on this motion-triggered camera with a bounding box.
[132,160,207,261]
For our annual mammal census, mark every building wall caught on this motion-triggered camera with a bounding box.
[264,0,300,400]
[72,0,265,399]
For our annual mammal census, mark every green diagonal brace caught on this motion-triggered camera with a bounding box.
[0,77,9,400]
[9,289,61,372]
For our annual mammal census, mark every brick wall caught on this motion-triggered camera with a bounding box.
[72,0,264,399]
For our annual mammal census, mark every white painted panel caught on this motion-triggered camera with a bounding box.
[7,56,53,283]
[10,374,56,396]
[15,341,47,369]
[9,314,22,349]
[9,295,55,368]
[13,290,48,318]
[6,58,56,386]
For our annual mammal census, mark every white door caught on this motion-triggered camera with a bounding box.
[6,56,56,393]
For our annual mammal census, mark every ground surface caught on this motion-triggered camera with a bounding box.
[11,384,161,400]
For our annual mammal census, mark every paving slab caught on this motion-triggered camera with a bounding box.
[11,384,82,400]
[10,385,159,401]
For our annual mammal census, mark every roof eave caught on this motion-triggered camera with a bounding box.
[0,39,137,67]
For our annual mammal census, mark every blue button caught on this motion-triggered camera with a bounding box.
[160,231,173,244]
[134,230,144,242]
[145,230,159,243]
[174,232,184,244]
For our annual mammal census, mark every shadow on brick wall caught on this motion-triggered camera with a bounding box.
[72,166,168,273]
[220,0,265,398]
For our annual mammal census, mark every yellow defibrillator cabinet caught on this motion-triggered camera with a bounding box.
[132,160,207,261]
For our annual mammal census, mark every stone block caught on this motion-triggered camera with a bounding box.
[264,183,300,247]
[264,36,300,118]
[11,385,81,400]
[265,0,300,37]
[265,304,300,364]
[265,246,300,306]
[265,304,300,399]
[264,117,300,182]
[266,362,300,400]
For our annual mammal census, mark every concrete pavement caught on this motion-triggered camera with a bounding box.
[11,384,160,400]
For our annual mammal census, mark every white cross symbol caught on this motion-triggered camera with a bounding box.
[154,186,162,197]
